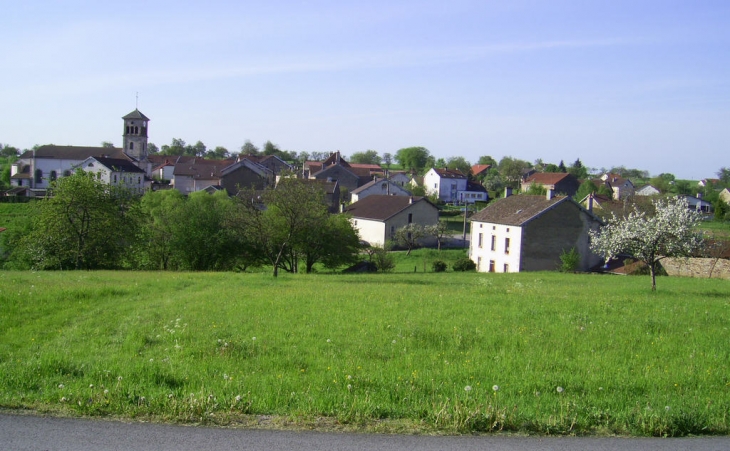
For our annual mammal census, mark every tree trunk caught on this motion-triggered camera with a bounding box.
[650,262,657,291]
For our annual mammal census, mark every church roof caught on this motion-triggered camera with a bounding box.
[19,145,127,160]
[122,109,150,121]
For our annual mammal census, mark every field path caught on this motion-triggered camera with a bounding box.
[1,413,727,451]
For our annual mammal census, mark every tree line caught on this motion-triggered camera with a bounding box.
[2,172,361,275]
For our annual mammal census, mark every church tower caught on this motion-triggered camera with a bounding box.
[122,109,150,161]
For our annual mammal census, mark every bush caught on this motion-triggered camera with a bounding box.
[452,257,476,272]
[432,260,447,272]
[371,245,395,273]
[559,247,580,272]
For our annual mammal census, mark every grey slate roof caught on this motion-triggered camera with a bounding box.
[122,109,150,121]
[19,145,127,160]
[469,195,569,226]
[91,157,146,173]
[345,195,430,221]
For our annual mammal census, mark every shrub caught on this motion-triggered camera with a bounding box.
[371,245,395,273]
[432,260,447,272]
[559,247,580,272]
[452,257,476,272]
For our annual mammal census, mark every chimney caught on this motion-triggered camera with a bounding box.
[505,187,513,198]
[546,189,554,200]
[409,196,413,204]
[588,193,594,212]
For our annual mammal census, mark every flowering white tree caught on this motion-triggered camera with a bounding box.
[589,197,704,291]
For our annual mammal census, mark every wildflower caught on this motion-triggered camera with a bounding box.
[557,386,564,393]
[89,384,94,388]
[103,389,109,394]
[464,385,472,392]
[168,393,174,399]
[665,406,671,411]
[347,375,352,380]
[117,376,123,381]
[252,337,256,341]
[326,339,331,343]
[492,385,499,392]
[58,384,64,389]
[347,384,352,391]
[392,340,396,344]
[235,395,242,402]
[60,397,67,402]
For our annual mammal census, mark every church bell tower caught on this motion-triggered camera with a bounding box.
[122,109,150,161]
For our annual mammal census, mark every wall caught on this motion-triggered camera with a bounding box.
[661,257,730,280]
[470,222,523,273]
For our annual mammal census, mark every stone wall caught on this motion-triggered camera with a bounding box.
[661,258,730,280]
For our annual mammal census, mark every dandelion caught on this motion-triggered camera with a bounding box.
[347,375,352,380]
[89,384,94,388]
[347,384,353,391]
[60,397,67,402]
[117,376,123,381]
[326,339,331,343]
[665,406,671,411]
[392,340,396,344]
[464,385,472,392]
[168,393,174,399]
[252,337,256,341]
[58,384,64,389]
[492,385,499,392]
[235,395,242,402]
[557,386,564,393]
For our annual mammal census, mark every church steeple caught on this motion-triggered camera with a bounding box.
[122,109,150,161]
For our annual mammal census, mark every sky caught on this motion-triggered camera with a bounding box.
[1,0,728,180]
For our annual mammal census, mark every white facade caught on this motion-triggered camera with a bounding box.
[77,157,146,194]
[470,222,523,273]
[423,168,468,203]
[351,179,411,202]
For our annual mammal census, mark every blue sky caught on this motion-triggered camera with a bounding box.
[2,0,728,179]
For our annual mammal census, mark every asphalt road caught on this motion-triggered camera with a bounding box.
[1,413,728,451]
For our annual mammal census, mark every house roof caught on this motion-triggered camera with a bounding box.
[524,172,572,185]
[432,168,467,179]
[122,109,150,121]
[470,195,571,226]
[19,145,127,160]
[471,164,491,176]
[172,158,235,179]
[86,157,146,173]
[464,181,488,193]
[351,178,411,195]
[345,195,432,221]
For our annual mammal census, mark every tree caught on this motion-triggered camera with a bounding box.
[575,180,599,201]
[17,171,138,270]
[206,146,230,160]
[160,138,187,155]
[395,147,430,173]
[0,144,20,158]
[498,156,531,188]
[101,141,115,148]
[382,152,393,169]
[524,182,547,195]
[137,189,186,270]
[589,197,704,291]
[297,213,361,273]
[446,156,471,175]
[558,160,567,173]
[240,140,260,156]
[394,223,425,255]
[147,143,159,154]
[717,167,730,187]
[349,150,382,165]
[478,155,497,167]
[425,220,449,251]
[568,159,588,179]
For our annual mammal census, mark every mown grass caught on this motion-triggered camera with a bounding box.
[1,270,728,436]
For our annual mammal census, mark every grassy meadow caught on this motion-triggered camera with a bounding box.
[1,269,728,436]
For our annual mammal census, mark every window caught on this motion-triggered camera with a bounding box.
[490,235,496,251]
[504,263,509,272]
[489,260,495,273]
[477,257,482,270]
[113,174,117,183]
[433,183,437,189]
[50,171,57,181]
[129,142,134,150]
[478,233,483,248]
[505,237,510,254]
[63,170,71,177]
[408,213,413,224]
[34,169,42,184]
[390,225,395,237]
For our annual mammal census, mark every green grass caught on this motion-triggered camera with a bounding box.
[1,270,728,436]
[0,202,34,233]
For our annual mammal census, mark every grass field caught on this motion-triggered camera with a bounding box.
[1,269,728,436]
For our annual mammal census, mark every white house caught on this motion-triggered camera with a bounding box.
[456,181,489,204]
[469,192,604,273]
[344,195,439,246]
[350,177,412,202]
[635,185,661,196]
[76,156,147,194]
[423,168,468,203]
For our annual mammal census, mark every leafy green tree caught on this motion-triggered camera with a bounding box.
[137,189,186,270]
[0,144,20,157]
[395,147,431,173]
[206,146,230,160]
[101,141,115,148]
[558,160,567,173]
[714,199,729,222]
[263,140,280,156]
[240,140,260,155]
[589,197,704,291]
[160,138,187,155]
[568,158,588,179]
[544,163,560,173]
[16,171,139,270]
[478,155,497,167]
[382,152,393,169]
[425,220,449,251]
[297,213,361,273]
[575,180,599,200]
[349,150,382,165]
[147,143,159,154]
[717,167,730,187]
[446,156,471,174]
[498,156,531,188]
[524,182,547,195]
[648,176,671,193]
